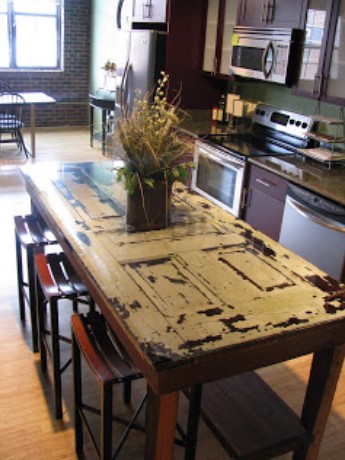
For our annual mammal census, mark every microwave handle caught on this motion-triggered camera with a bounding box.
[262,41,274,79]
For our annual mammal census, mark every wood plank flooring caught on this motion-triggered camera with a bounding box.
[0,127,344,459]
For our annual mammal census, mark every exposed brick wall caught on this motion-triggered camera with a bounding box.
[0,0,91,127]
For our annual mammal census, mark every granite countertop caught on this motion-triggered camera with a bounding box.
[249,156,345,206]
[179,111,345,207]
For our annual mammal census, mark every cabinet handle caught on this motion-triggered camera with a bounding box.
[261,1,268,23]
[313,74,323,98]
[242,188,252,208]
[267,0,275,23]
[143,0,153,19]
[241,0,247,22]
[213,56,218,75]
[256,178,271,187]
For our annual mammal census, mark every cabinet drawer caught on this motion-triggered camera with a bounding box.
[249,165,288,202]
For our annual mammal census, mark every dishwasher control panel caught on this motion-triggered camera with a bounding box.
[288,183,345,222]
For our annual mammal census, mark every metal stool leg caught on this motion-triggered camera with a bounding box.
[27,246,39,352]
[15,229,25,322]
[72,329,84,454]
[101,382,113,460]
[50,298,63,420]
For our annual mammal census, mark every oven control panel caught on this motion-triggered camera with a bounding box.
[252,104,314,138]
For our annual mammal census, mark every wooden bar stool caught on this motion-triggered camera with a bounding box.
[71,311,203,460]
[71,311,145,460]
[14,214,57,352]
[35,251,95,420]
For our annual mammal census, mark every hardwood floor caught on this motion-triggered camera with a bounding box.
[0,127,344,459]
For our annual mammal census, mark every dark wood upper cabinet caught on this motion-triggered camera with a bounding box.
[236,0,306,29]
[165,0,226,109]
[292,0,345,106]
[202,0,237,78]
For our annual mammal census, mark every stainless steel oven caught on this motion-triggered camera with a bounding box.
[229,27,302,85]
[191,141,246,217]
[192,104,316,219]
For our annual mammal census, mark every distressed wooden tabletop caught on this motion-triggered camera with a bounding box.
[23,161,345,371]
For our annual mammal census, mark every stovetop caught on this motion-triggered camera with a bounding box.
[200,130,309,160]
[199,104,321,160]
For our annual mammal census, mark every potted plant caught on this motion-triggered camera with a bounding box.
[114,72,193,232]
[102,60,116,77]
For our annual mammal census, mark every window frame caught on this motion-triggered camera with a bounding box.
[0,0,63,71]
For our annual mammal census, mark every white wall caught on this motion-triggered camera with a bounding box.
[90,0,117,93]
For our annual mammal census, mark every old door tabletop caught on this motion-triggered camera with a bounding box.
[22,161,345,459]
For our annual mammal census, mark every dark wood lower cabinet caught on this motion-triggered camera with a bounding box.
[243,164,288,242]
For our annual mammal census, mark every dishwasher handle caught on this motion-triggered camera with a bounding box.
[286,195,345,234]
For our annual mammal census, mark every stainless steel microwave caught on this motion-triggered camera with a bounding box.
[229,27,302,85]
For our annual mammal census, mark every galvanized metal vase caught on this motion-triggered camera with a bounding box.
[125,181,172,232]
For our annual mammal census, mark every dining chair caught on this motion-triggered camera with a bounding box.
[0,91,29,156]
[0,80,14,91]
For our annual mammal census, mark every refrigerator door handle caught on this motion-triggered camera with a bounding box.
[120,60,130,117]
[116,0,125,28]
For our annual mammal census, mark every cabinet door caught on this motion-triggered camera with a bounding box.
[293,0,329,97]
[245,189,286,241]
[219,0,237,75]
[322,0,345,102]
[237,0,304,28]
[244,165,288,242]
[203,0,220,73]
[132,0,167,23]
[203,0,237,76]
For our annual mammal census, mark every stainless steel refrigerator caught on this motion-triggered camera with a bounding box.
[114,29,166,117]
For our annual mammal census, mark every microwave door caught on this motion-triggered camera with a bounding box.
[231,38,270,80]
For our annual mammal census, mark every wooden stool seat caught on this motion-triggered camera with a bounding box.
[14,214,57,352]
[71,311,145,460]
[35,251,95,419]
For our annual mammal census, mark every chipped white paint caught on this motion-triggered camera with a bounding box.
[23,161,345,365]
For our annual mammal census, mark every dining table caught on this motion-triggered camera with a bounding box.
[0,91,55,158]
[22,160,345,459]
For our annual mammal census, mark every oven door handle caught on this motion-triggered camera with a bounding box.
[286,196,345,234]
[262,41,274,79]
[199,150,244,170]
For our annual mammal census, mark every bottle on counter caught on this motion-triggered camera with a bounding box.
[212,106,218,126]
[217,94,226,124]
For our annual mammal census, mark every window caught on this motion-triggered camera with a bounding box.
[0,0,63,70]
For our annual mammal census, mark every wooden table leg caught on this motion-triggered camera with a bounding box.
[145,387,179,460]
[293,344,345,460]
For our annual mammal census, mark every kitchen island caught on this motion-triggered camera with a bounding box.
[23,161,345,459]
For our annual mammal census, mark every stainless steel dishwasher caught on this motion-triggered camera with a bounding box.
[279,183,345,282]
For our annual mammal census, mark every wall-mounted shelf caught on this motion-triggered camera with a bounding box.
[299,109,345,167]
